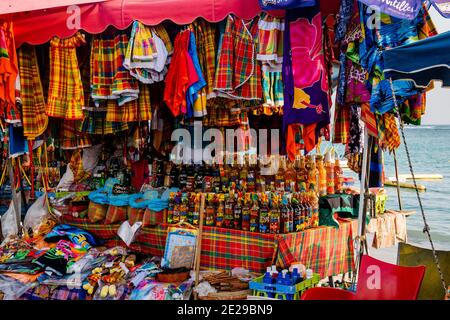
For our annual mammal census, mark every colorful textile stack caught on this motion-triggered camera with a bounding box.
[17,45,48,139]
[124,22,173,84]
[47,32,86,120]
[0,20,20,124]
[214,15,262,101]
[90,33,139,107]
[257,13,284,110]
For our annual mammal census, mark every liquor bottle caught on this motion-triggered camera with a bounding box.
[285,159,296,193]
[325,153,335,195]
[224,192,234,228]
[247,157,256,193]
[309,185,320,228]
[169,163,180,188]
[205,193,215,226]
[306,156,317,193]
[292,195,302,232]
[220,164,229,193]
[269,194,281,234]
[186,164,195,192]
[287,194,294,233]
[334,158,343,194]
[194,164,204,192]
[215,194,225,228]
[188,193,195,225]
[212,164,221,193]
[191,193,200,226]
[233,192,242,230]
[163,162,172,187]
[250,194,260,233]
[167,192,175,224]
[296,156,307,192]
[280,194,289,234]
[275,156,285,192]
[172,193,181,224]
[241,193,251,231]
[179,193,188,223]
[202,165,213,192]
[315,154,327,197]
[259,193,270,234]
[178,164,187,191]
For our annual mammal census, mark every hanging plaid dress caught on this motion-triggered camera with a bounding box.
[47,32,86,120]
[214,15,262,101]
[0,21,20,124]
[17,45,48,139]
[90,33,139,107]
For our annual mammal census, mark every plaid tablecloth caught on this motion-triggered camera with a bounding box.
[59,216,356,275]
[275,219,358,278]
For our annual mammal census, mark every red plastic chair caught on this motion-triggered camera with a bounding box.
[300,287,356,300]
[356,255,425,300]
[300,255,425,300]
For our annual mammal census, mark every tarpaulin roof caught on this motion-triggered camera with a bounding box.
[0,0,108,15]
[10,0,341,47]
[383,31,450,88]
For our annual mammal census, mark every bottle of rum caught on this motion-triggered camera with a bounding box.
[233,192,242,230]
[269,194,281,234]
[241,193,251,231]
[259,193,270,234]
[315,155,327,197]
[325,153,335,195]
[224,192,234,228]
[167,192,175,224]
[334,158,343,194]
[250,194,260,233]
[205,193,215,226]
[215,194,225,228]
[296,156,307,192]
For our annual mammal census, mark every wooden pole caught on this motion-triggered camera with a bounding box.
[392,149,403,210]
[193,193,206,300]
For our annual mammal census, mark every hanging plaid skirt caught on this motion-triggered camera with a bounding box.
[47,32,85,120]
[82,110,129,135]
[60,120,92,150]
[105,83,152,122]
[18,45,48,139]
[91,34,139,107]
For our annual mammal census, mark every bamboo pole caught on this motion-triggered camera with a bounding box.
[193,193,206,300]
[392,149,403,210]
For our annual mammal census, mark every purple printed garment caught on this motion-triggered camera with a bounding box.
[282,4,331,130]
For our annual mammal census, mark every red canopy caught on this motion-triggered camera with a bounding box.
[11,0,340,47]
[0,0,107,15]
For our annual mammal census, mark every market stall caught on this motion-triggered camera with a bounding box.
[0,0,442,301]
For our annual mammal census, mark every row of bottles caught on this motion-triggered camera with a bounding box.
[150,154,344,196]
[166,190,320,234]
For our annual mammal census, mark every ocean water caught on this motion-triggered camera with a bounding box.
[383,125,450,250]
[333,125,450,251]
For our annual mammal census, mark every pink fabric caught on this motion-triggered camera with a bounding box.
[11,0,341,47]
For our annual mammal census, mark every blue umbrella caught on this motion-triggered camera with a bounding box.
[383,30,450,88]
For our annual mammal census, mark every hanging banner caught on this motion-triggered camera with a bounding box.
[432,0,450,18]
[357,0,423,20]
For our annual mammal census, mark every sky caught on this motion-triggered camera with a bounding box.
[421,7,450,125]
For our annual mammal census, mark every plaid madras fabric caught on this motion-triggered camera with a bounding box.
[214,15,262,100]
[275,220,357,278]
[105,83,152,122]
[90,34,139,107]
[82,110,129,135]
[192,19,217,99]
[47,32,85,120]
[21,285,86,300]
[332,103,350,144]
[60,120,92,150]
[0,21,20,124]
[381,112,400,152]
[17,45,48,139]
[257,13,283,63]
[153,25,174,56]
[361,102,378,137]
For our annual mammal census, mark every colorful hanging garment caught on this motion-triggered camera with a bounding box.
[214,15,262,100]
[186,31,207,118]
[124,21,171,84]
[105,83,152,122]
[282,5,331,159]
[378,112,400,152]
[17,45,48,140]
[258,13,284,110]
[47,32,86,120]
[191,19,217,100]
[60,120,92,150]
[359,4,435,114]
[164,30,199,117]
[91,33,139,107]
[333,104,350,144]
[0,21,20,124]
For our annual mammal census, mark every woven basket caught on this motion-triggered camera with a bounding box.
[199,290,251,300]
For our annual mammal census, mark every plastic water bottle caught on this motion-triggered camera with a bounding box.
[292,268,300,284]
[263,267,272,284]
